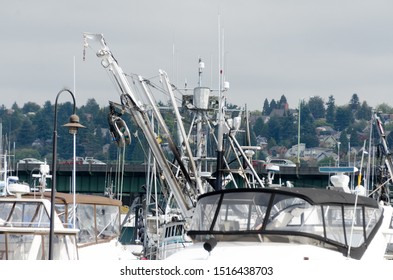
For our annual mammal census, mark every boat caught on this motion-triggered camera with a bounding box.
[83,33,269,259]
[0,159,142,260]
[166,186,393,260]
[165,115,393,261]
[82,33,393,260]
[0,188,79,260]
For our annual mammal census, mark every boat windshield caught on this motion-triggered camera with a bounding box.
[56,203,120,245]
[188,189,383,258]
[0,201,50,227]
[0,200,78,260]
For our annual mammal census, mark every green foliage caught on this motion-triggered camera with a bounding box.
[376,103,393,114]
[318,156,336,167]
[15,148,42,161]
[0,92,387,167]
[334,106,353,131]
[356,101,372,120]
[326,95,335,125]
[308,96,325,119]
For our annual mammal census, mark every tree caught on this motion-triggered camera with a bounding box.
[252,117,265,137]
[269,99,277,112]
[376,103,393,114]
[349,93,360,112]
[326,95,335,124]
[82,98,100,115]
[262,99,270,115]
[356,101,372,120]
[279,95,288,109]
[22,102,41,114]
[278,113,297,147]
[32,101,53,142]
[334,106,353,131]
[308,96,325,119]
[17,118,35,147]
[299,102,319,147]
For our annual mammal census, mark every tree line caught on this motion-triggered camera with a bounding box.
[252,93,393,161]
[1,93,393,165]
[0,99,145,164]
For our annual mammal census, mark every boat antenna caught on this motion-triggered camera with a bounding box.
[215,14,224,190]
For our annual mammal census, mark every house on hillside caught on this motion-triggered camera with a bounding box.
[320,135,337,148]
[285,143,306,158]
[269,145,288,158]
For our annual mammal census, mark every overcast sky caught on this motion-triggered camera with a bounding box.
[2,0,393,111]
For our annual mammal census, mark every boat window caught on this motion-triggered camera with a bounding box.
[0,202,14,224]
[0,202,49,228]
[344,205,364,247]
[77,204,95,244]
[0,232,78,260]
[175,225,183,236]
[364,206,382,239]
[165,227,170,238]
[190,192,272,232]
[215,192,271,231]
[266,195,324,237]
[190,194,221,231]
[96,205,120,240]
[323,206,345,244]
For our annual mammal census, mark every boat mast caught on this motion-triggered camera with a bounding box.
[83,33,195,220]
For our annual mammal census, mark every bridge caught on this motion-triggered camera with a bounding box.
[14,162,376,205]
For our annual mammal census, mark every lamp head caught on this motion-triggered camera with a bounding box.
[63,114,85,135]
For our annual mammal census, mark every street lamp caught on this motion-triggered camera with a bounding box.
[346,133,351,167]
[49,89,85,260]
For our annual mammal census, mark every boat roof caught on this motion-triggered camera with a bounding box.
[198,187,379,208]
[22,192,122,206]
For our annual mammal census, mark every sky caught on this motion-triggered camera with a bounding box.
[2,0,393,111]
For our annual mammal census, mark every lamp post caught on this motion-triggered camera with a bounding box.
[346,133,351,167]
[49,89,85,260]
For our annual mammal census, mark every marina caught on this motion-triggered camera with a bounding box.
[1,32,393,261]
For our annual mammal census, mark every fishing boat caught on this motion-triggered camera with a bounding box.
[83,33,267,259]
[82,33,393,260]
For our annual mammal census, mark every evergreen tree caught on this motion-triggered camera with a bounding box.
[349,93,360,112]
[262,98,270,115]
[32,101,53,142]
[356,101,372,120]
[253,117,265,137]
[308,96,325,119]
[22,102,41,114]
[299,102,319,147]
[326,95,335,124]
[279,95,288,109]
[17,118,35,147]
[334,106,353,131]
[279,113,297,146]
[269,99,277,113]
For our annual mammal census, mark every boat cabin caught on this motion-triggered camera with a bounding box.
[0,197,78,260]
[187,187,387,260]
[0,191,123,260]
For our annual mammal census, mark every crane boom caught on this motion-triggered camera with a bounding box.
[83,33,195,219]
